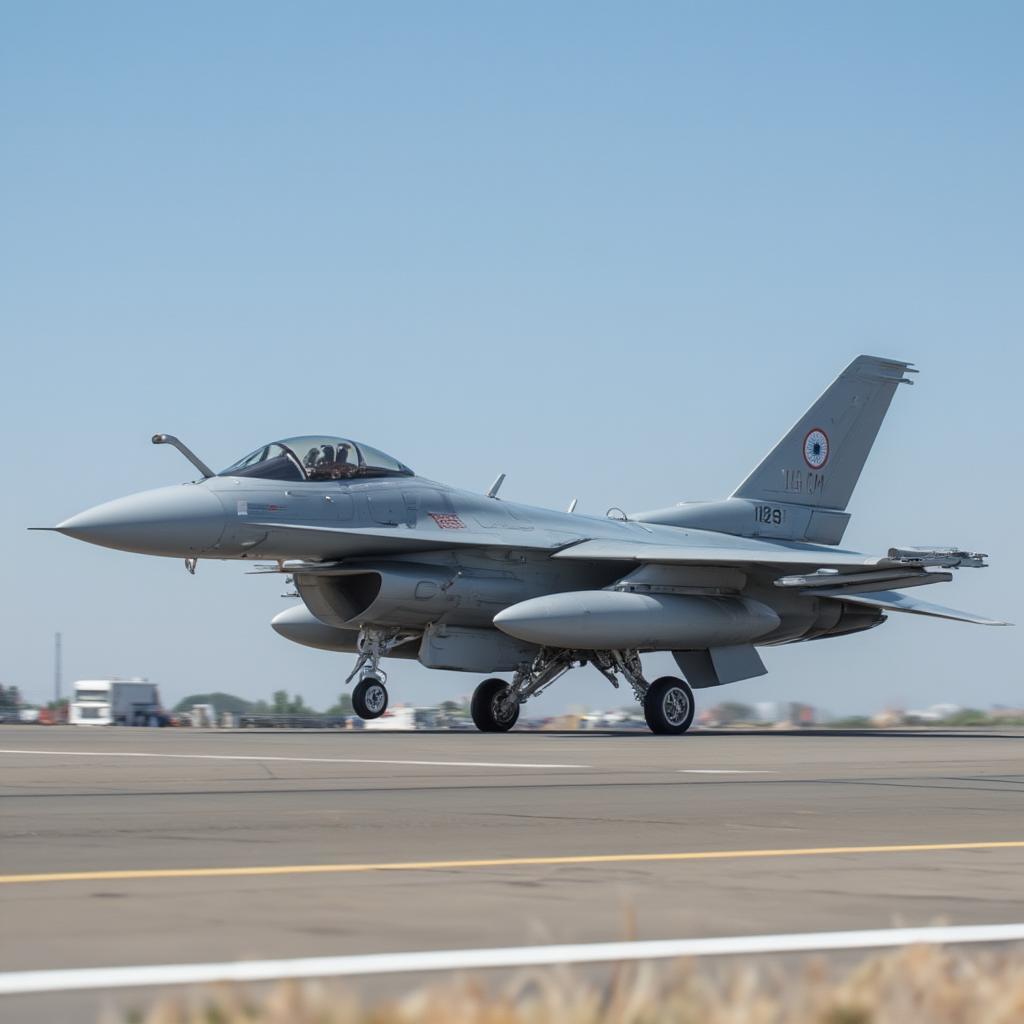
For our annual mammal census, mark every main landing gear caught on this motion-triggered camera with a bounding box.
[470,678,520,732]
[643,676,695,735]
[468,648,696,736]
[346,627,417,721]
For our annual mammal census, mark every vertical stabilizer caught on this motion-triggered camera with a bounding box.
[731,355,915,512]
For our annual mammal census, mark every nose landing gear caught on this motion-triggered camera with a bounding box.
[352,676,389,720]
[345,626,418,722]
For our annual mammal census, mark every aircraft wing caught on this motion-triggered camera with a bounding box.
[552,538,989,572]
[252,524,872,564]
[551,538,903,571]
[815,589,1010,626]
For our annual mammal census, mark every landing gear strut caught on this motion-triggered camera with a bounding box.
[469,649,576,734]
[345,626,417,721]
[469,648,696,736]
[596,653,694,733]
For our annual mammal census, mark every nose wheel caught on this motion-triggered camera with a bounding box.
[352,676,388,720]
[643,676,695,735]
[471,677,520,732]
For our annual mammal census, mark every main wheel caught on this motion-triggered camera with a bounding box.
[470,678,520,733]
[352,676,389,720]
[643,676,695,735]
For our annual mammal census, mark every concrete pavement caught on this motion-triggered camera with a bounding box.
[2,725,1023,1020]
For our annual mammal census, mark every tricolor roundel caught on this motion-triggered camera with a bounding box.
[803,428,829,469]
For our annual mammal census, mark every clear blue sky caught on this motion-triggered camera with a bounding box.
[2,1,1021,716]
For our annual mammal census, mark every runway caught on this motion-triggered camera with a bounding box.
[2,725,1024,1020]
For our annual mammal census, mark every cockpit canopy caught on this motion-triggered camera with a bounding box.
[219,436,414,482]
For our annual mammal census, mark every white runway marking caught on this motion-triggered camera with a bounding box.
[678,769,775,774]
[0,749,589,770]
[3,923,1024,995]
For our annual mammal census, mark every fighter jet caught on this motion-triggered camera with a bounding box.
[41,356,1006,734]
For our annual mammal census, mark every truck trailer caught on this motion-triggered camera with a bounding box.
[69,678,166,726]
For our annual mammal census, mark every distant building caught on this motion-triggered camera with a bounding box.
[990,706,1024,721]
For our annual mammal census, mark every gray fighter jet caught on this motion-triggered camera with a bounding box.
[42,356,1006,734]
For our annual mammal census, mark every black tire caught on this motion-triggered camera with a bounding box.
[352,677,388,720]
[643,676,695,735]
[470,678,520,733]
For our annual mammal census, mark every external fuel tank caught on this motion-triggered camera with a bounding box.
[493,590,780,650]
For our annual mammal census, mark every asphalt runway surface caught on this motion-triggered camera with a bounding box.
[2,724,1024,1021]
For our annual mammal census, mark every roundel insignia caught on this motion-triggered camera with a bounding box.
[803,428,829,469]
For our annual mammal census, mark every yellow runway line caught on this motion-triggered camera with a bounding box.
[2,840,1023,885]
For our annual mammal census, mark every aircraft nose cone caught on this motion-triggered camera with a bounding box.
[56,485,225,557]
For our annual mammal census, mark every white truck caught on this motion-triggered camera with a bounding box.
[69,678,166,727]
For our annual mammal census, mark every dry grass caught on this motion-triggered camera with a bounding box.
[109,944,1024,1024]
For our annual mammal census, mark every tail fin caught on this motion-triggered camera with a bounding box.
[732,355,916,513]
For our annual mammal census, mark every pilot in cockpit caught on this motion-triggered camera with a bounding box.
[333,443,354,476]
[305,443,356,480]
[219,436,413,482]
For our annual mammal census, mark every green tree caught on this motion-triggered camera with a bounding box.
[268,691,313,714]
[173,692,256,715]
[943,708,989,726]
[0,685,22,709]
[716,702,755,725]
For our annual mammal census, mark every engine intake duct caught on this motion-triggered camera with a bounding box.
[293,562,530,630]
[493,590,780,650]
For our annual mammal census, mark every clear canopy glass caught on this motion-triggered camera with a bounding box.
[219,436,413,482]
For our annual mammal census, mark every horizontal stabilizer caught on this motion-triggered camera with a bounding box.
[817,590,1009,626]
